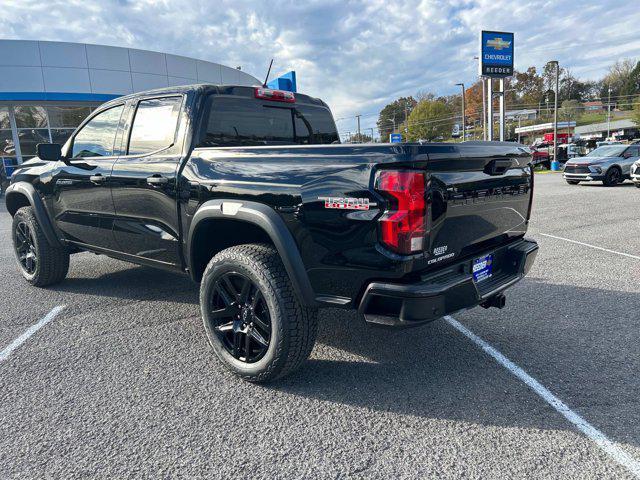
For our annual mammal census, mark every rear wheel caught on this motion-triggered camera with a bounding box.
[12,206,69,286]
[603,167,622,186]
[635,183,640,189]
[200,244,317,382]
[566,180,580,185]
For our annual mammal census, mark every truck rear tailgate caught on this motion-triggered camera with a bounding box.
[422,143,532,267]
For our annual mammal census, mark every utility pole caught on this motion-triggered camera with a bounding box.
[548,60,559,166]
[355,114,361,143]
[607,86,612,140]
[455,83,465,142]
[404,100,409,134]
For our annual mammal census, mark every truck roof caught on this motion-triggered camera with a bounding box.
[100,83,329,109]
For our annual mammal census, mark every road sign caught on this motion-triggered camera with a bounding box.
[389,133,402,143]
[479,31,514,78]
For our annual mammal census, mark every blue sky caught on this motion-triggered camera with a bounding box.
[2,0,640,135]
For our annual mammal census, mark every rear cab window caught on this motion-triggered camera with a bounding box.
[198,87,339,147]
[128,96,182,155]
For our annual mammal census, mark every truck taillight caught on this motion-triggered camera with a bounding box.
[375,170,427,255]
[254,87,295,103]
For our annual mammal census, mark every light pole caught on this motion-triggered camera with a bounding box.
[547,60,559,166]
[607,86,612,140]
[455,83,465,142]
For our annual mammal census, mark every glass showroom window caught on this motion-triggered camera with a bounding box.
[10,105,93,161]
[14,106,50,160]
[47,105,92,146]
[0,106,17,167]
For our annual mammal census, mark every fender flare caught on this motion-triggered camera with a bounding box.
[5,182,63,247]
[187,199,317,307]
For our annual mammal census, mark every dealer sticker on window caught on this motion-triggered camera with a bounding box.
[472,254,494,283]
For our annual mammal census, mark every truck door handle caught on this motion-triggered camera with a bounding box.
[147,175,169,185]
[89,174,105,183]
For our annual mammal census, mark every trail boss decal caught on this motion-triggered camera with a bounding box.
[318,197,376,211]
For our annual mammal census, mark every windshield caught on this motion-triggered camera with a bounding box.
[199,96,339,147]
[587,145,626,157]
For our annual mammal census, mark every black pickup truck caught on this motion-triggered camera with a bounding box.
[5,84,538,382]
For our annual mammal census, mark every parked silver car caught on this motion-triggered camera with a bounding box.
[563,144,640,186]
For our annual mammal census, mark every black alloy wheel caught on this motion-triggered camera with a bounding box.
[15,221,37,275]
[208,271,271,363]
[604,167,621,186]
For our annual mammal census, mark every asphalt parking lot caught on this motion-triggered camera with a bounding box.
[1,173,639,479]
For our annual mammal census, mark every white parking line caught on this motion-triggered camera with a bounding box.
[445,315,640,478]
[540,233,640,261]
[0,305,65,363]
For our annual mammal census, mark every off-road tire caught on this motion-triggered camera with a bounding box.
[200,244,318,382]
[603,167,622,186]
[12,206,69,286]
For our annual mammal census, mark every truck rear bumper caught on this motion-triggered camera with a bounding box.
[358,238,538,327]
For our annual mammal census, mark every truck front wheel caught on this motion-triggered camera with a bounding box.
[11,206,69,287]
[200,244,318,382]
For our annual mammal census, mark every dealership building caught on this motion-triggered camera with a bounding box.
[0,39,261,168]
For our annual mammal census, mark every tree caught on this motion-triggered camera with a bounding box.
[560,99,581,122]
[542,62,564,96]
[514,67,544,106]
[560,69,590,102]
[600,59,637,101]
[406,99,453,142]
[632,95,640,126]
[350,133,373,143]
[377,97,417,141]
[465,81,484,121]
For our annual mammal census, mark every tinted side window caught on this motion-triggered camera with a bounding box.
[71,105,124,158]
[128,97,182,155]
[294,105,340,144]
[628,146,640,157]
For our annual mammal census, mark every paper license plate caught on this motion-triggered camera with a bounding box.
[472,254,493,283]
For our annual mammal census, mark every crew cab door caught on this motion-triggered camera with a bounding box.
[110,95,185,268]
[51,103,125,250]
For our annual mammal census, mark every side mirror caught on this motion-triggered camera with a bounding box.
[36,143,62,161]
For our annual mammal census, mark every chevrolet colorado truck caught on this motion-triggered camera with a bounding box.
[5,84,538,382]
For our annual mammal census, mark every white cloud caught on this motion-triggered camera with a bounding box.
[1,0,639,134]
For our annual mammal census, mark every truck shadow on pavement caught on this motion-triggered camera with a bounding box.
[48,259,199,304]
[276,278,640,447]
[43,261,640,447]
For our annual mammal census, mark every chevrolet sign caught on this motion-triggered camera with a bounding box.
[480,31,514,78]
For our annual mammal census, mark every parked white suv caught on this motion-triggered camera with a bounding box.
[631,159,640,188]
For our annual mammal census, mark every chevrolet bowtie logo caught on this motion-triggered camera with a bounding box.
[487,37,511,50]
